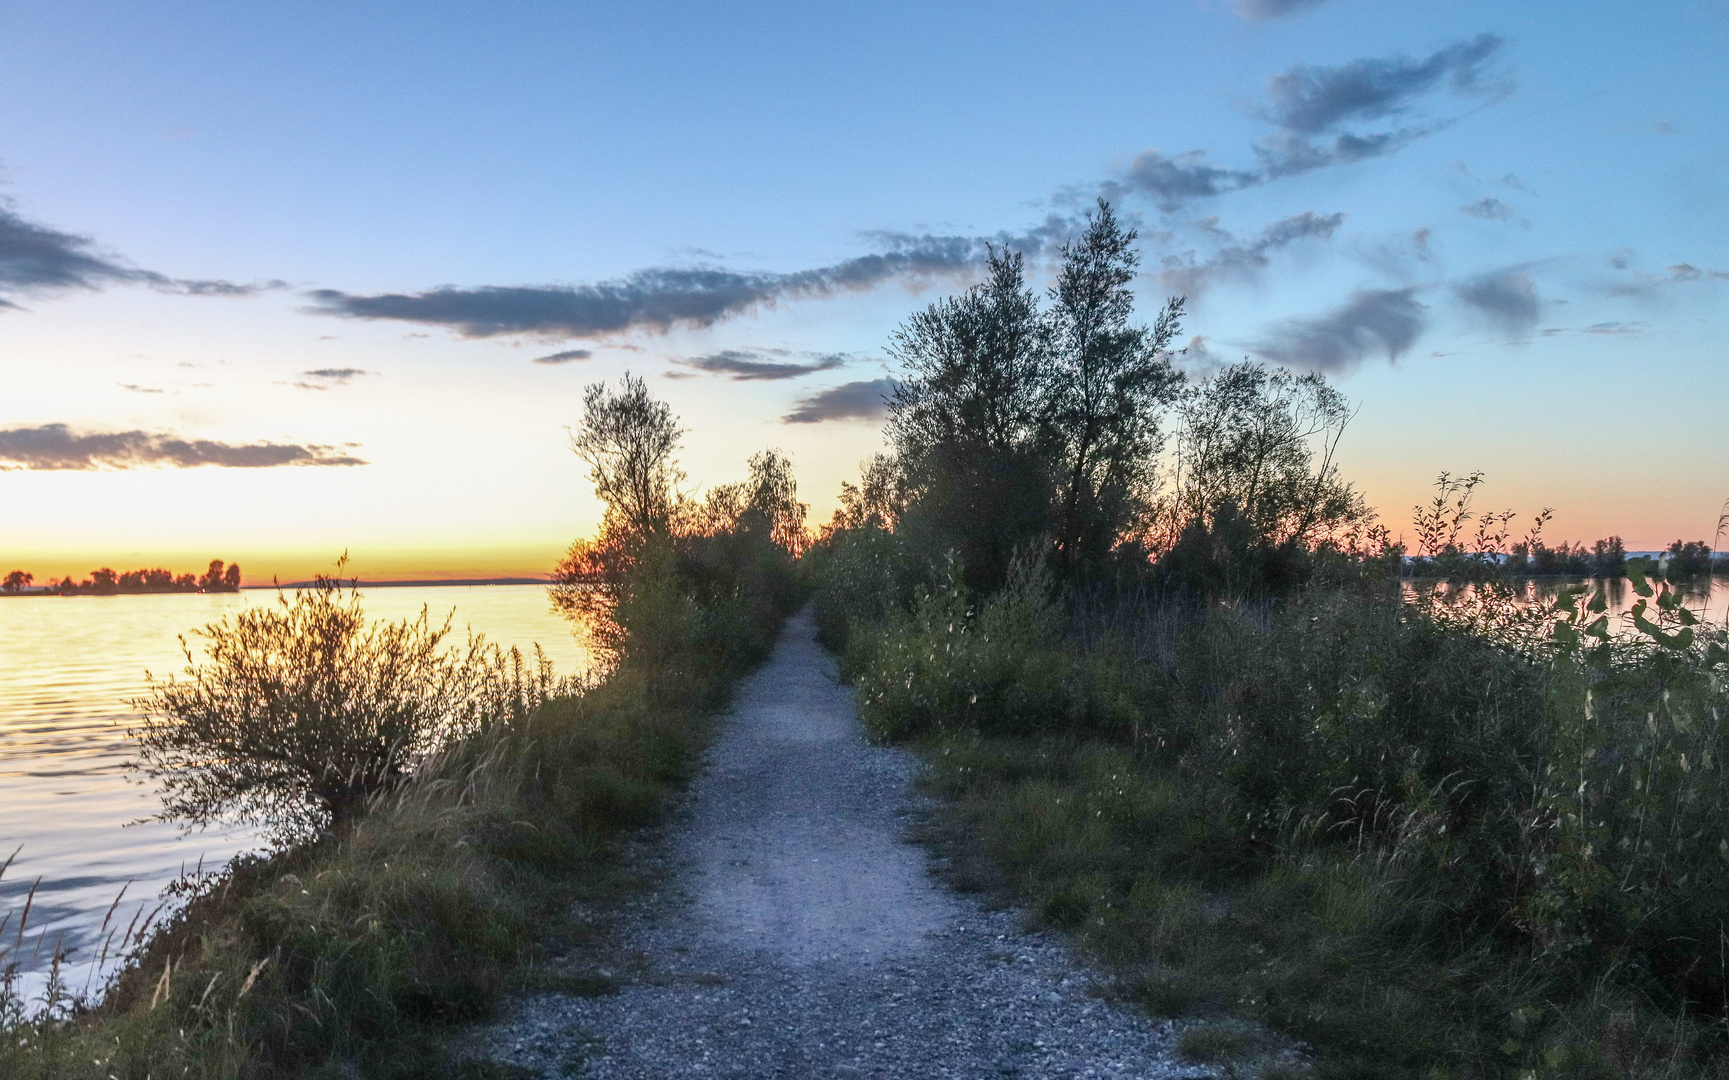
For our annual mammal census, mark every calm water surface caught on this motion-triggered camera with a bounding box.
[0,584,587,1001]
[1425,576,1729,626]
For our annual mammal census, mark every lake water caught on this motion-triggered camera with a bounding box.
[0,584,588,1004]
[1416,575,1729,628]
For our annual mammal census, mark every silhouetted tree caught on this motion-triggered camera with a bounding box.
[2,570,32,594]
[571,372,685,547]
[1667,540,1713,577]
[199,559,227,591]
[887,247,1053,590]
[830,453,903,533]
[739,449,809,554]
[1042,201,1184,576]
[1592,536,1627,577]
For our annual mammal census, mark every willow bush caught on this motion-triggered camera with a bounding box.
[130,570,562,842]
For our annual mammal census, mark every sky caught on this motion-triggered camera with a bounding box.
[1,0,1725,583]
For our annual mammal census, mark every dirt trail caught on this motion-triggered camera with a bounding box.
[467,608,1201,1079]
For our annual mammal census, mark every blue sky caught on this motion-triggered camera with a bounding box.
[1,0,1725,579]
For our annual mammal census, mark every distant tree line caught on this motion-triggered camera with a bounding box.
[1,559,242,595]
[1499,536,1727,579]
[1404,472,1723,579]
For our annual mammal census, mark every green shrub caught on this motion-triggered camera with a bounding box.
[834,549,1729,1075]
[130,570,564,841]
[853,554,1079,739]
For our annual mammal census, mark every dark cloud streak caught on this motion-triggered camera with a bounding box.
[0,203,280,306]
[0,423,367,470]
[1113,35,1506,210]
[1261,34,1503,134]
[1230,0,1332,22]
[1460,196,1527,225]
[289,367,373,390]
[782,379,895,424]
[305,233,1017,340]
[1253,288,1426,372]
[674,350,846,381]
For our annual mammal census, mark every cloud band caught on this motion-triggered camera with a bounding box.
[0,424,368,470]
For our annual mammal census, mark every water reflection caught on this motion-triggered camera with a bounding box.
[1405,575,1729,629]
[0,584,587,1004]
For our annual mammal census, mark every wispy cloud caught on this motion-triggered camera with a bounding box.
[782,379,895,424]
[1259,35,1504,134]
[1176,334,1233,376]
[1541,321,1643,337]
[533,349,593,364]
[0,201,281,308]
[672,349,848,381]
[0,423,368,470]
[1668,262,1729,283]
[1253,287,1427,371]
[1454,270,1540,336]
[1605,261,1729,297]
[304,233,1023,341]
[303,214,1088,342]
[1108,35,1507,210]
[1159,210,1346,295]
[1459,196,1528,226]
[289,367,373,390]
[1108,150,1263,210]
[1230,0,1332,22]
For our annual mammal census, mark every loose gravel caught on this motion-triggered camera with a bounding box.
[461,608,1209,1079]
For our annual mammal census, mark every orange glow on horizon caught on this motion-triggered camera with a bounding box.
[2,544,582,589]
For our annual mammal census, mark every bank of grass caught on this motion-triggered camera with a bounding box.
[823,554,1729,1079]
[0,535,798,1079]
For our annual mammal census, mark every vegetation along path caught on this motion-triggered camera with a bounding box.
[467,607,1204,1079]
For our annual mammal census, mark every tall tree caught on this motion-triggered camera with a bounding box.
[887,246,1047,460]
[885,247,1054,590]
[1159,361,1376,595]
[1165,361,1365,549]
[1042,200,1184,574]
[571,372,686,547]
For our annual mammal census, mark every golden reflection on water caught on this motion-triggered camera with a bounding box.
[0,584,588,997]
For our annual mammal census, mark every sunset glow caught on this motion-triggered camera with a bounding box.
[2,1,1725,578]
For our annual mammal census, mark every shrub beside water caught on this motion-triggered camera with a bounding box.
[130,570,563,842]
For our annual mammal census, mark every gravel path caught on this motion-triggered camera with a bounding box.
[464,608,1206,1079]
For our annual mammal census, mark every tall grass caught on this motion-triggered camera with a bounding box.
[824,550,1729,1078]
[0,530,799,1078]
